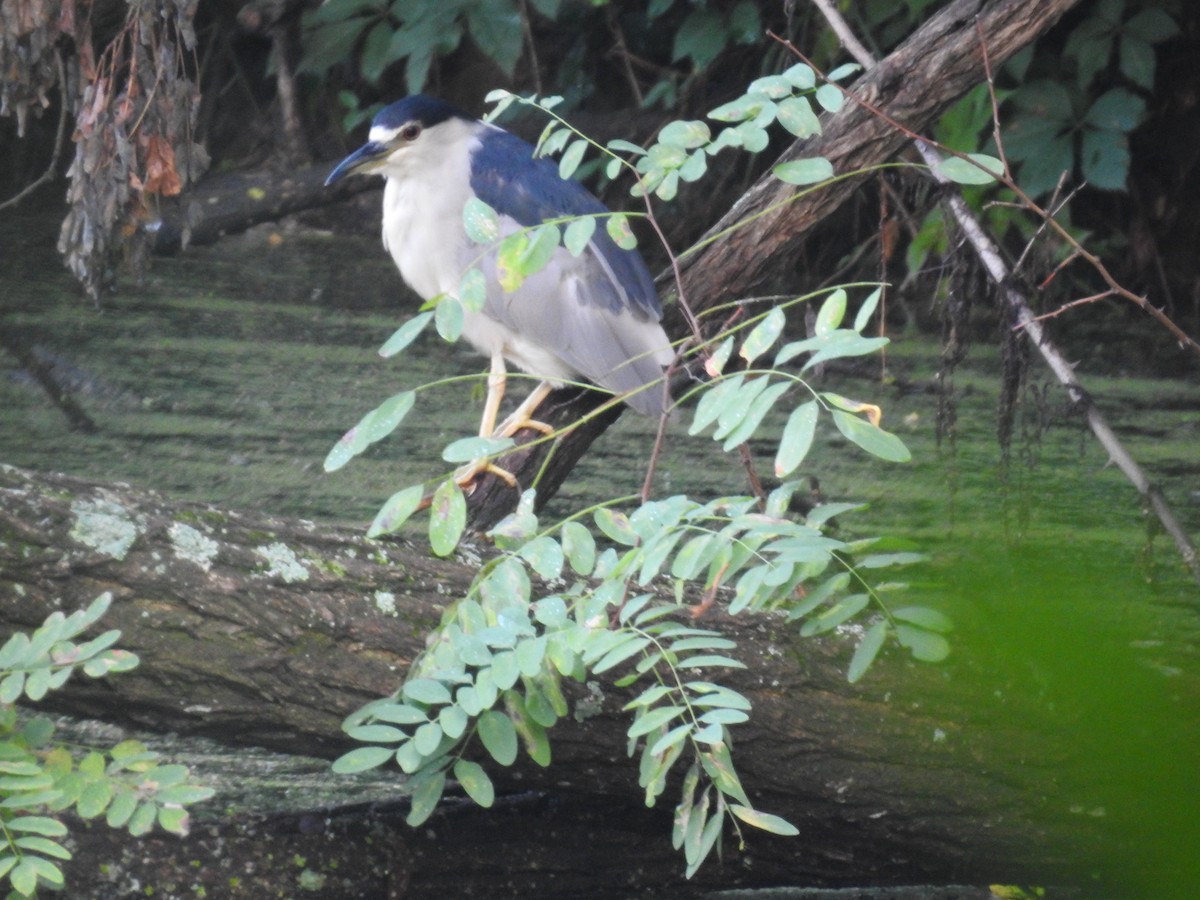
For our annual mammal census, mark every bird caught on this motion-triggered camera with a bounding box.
[325,95,674,486]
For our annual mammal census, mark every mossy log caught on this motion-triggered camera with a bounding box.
[1,463,1112,895]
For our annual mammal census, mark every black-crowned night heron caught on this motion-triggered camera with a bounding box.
[325,95,673,485]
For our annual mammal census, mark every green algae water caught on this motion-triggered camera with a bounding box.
[2,207,1198,896]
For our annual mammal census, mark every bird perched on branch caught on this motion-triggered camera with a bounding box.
[325,94,674,485]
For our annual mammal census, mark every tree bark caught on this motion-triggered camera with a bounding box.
[461,0,1082,527]
[150,164,375,254]
[1,463,1114,893]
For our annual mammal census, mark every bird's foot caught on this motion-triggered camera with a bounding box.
[493,412,555,439]
[454,458,519,493]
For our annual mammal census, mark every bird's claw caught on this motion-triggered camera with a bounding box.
[454,458,519,493]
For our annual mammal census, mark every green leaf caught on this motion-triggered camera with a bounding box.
[465,0,523,75]
[404,678,452,705]
[395,739,425,774]
[814,289,846,335]
[782,62,816,89]
[127,801,158,836]
[533,595,568,628]
[428,479,467,556]
[649,722,694,757]
[479,557,532,610]
[453,759,495,808]
[1084,88,1146,133]
[561,520,596,574]
[438,703,469,741]
[359,20,394,84]
[346,723,406,744]
[76,779,114,818]
[776,96,821,138]
[895,624,951,663]
[826,62,861,82]
[558,138,588,180]
[815,83,844,113]
[775,400,819,477]
[739,307,786,363]
[721,381,789,452]
[831,410,911,462]
[406,771,446,826]
[854,287,882,333]
[333,746,398,775]
[478,710,519,766]
[442,435,516,464]
[935,153,1004,185]
[729,804,799,836]
[712,376,771,442]
[518,536,564,581]
[628,705,686,739]
[592,635,652,674]
[606,213,637,250]
[0,671,25,703]
[689,373,744,436]
[847,620,889,684]
[688,683,752,711]
[1081,129,1130,191]
[594,508,638,546]
[673,7,726,69]
[456,267,487,313]
[698,708,749,726]
[676,654,746,670]
[0,631,30,669]
[463,197,500,244]
[413,720,444,756]
[4,816,67,836]
[155,784,215,806]
[367,484,426,538]
[515,635,548,677]
[700,743,750,807]
[892,606,953,633]
[157,806,190,835]
[491,650,520,690]
[1124,7,1178,43]
[434,293,464,342]
[799,594,870,637]
[687,800,725,878]
[324,391,415,472]
[367,702,430,725]
[659,119,711,149]
[773,157,834,185]
[13,835,71,860]
[671,533,716,580]
[536,123,571,159]
[563,216,596,256]
[10,857,38,896]
[105,790,138,828]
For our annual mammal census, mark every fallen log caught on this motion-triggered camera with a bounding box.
[1,463,1112,892]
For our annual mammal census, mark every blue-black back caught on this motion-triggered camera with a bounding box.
[469,126,660,320]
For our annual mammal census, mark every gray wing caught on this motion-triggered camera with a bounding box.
[475,234,674,416]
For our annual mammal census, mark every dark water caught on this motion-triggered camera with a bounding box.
[2,206,1199,896]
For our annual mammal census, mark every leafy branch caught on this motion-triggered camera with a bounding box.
[321,68,974,874]
[1,594,215,899]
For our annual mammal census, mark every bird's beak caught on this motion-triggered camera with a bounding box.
[325,141,390,185]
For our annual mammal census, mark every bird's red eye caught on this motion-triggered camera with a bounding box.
[400,123,421,142]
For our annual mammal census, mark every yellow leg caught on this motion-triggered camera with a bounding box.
[454,356,552,492]
[478,352,508,438]
[492,380,556,438]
